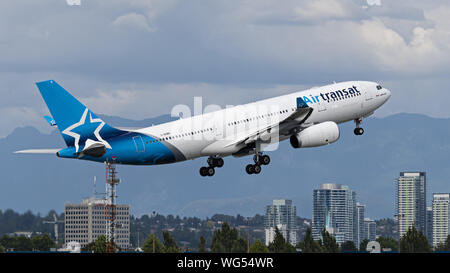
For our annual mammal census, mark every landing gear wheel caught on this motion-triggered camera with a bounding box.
[216,158,224,168]
[261,155,270,165]
[207,167,215,176]
[207,157,215,167]
[200,167,208,177]
[253,164,261,174]
[354,128,364,135]
[246,164,254,174]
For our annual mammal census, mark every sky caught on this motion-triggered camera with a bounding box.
[1,0,450,139]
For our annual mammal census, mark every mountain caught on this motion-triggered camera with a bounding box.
[1,113,449,219]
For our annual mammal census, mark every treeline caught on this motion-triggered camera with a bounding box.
[0,209,64,239]
[0,234,55,252]
[130,213,310,249]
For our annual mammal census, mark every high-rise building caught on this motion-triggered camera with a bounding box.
[396,172,426,239]
[426,206,433,245]
[312,184,356,245]
[364,218,376,241]
[432,193,450,247]
[64,197,130,249]
[264,199,297,246]
[355,203,366,246]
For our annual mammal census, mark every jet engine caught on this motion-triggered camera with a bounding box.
[290,121,340,148]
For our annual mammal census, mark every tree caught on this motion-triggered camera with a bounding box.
[162,230,181,253]
[15,235,33,251]
[82,235,107,253]
[399,226,431,253]
[250,240,268,253]
[268,227,296,253]
[32,234,55,251]
[435,235,450,251]
[376,236,398,251]
[0,244,5,253]
[340,241,357,252]
[198,236,207,253]
[211,223,245,253]
[142,233,164,253]
[359,239,370,251]
[231,237,247,253]
[320,229,339,253]
[296,227,322,253]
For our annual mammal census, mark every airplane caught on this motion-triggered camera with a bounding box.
[15,80,391,176]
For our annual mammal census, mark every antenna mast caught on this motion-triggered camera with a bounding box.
[105,160,120,253]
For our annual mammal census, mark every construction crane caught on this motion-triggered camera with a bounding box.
[43,213,63,246]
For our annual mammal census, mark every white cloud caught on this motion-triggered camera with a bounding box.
[294,0,349,20]
[112,12,154,32]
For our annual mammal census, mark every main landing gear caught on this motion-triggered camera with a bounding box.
[354,118,364,135]
[245,154,270,175]
[199,156,224,177]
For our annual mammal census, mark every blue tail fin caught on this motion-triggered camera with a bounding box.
[36,80,125,152]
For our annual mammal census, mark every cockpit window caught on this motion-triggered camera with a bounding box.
[376,85,382,90]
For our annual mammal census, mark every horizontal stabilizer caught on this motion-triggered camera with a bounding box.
[14,149,60,154]
[44,115,57,126]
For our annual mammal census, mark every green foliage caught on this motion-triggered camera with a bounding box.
[0,209,63,239]
[268,227,296,253]
[31,234,55,251]
[359,239,370,251]
[435,235,450,251]
[376,236,398,251]
[320,229,339,253]
[399,226,431,253]
[142,233,164,253]
[211,223,247,253]
[0,233,55,251]
[340,241,357,252]
[250,240,268,253]
[231,237,247,253]
[0,244,5,253]
[162,230,181,253]
[296,227,322,253]
[198,236,207,253]
[82,235,108,253]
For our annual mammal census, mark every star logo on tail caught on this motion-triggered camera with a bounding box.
[62,108,111,153]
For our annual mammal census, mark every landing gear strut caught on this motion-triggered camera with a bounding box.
[354,118,364,135]
[199,156,224,177]
[245,140,270,175]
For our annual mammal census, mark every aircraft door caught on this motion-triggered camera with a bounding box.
[133,136,145,153]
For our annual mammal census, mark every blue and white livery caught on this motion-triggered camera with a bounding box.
[15,80,391,176]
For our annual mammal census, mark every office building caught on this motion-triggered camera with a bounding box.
[264,199,297,246]
[312,183,356,245]
[396,172,426,238]
[432,193,450,247]
[364,218,376,241]
[426,206,433,245]
[64,197,130,249]
[355,203,366,246]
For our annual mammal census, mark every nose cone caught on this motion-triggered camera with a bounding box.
[385,88,391,101]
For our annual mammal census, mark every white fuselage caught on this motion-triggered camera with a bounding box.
[134,81,391,161]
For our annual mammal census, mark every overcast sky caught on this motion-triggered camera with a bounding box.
[1,0,450,137]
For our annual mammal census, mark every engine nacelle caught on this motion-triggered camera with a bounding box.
[290,121,340,148]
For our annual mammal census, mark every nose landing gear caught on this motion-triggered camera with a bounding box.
[354,118,364,135]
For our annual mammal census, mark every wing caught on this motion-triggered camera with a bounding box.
[227,98,314,149]
[14,149,60,154]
